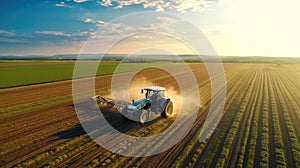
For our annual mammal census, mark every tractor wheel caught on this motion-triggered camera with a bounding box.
[139,110,148,125]
[121,108,129,121]
[161,100,173,118]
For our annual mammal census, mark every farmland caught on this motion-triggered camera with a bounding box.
[0,61,300,167]
[0,60,178,88]
[0,60,115,88]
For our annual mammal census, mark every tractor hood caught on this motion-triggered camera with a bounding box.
[128,98,150,110]
[132,98,149,106]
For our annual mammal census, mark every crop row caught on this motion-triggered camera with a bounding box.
[175,66,300,168]
[270,72,300,167]
[258,72,269,167]
[187,71,245,167]
[267,73,287,167]
[193,69,257,167]
[214,71,259,167]
[169,73,239,167]
[85,116,174,167]
[236,70,263,167]
[275,71,300,138]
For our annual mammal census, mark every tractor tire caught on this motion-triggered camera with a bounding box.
[161,100,173,118]
[139,110,148,125]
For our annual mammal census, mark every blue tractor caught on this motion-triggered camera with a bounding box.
[121,86,174,124]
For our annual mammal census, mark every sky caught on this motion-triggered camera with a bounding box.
[1,0,300,57]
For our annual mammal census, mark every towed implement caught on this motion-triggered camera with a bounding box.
[90,95,115,108]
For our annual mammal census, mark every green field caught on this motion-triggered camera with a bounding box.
[0,60,177,88]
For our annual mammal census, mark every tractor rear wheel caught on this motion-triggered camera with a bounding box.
[161,100,173,118]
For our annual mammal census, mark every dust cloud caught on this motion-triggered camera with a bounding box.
[164,87,181,117]
[128,77,155,101]
[110,77,201,119]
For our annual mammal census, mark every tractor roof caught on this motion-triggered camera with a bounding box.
[144,86,165,91]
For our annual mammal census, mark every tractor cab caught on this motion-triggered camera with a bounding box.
[141,86,168,114]
[142,86,166,100]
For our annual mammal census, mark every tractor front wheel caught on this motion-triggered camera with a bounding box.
[139,110,148,125]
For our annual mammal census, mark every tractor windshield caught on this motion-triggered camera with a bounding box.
[146,90,155,98]
[146,90,166,99]
[157,90,166,98]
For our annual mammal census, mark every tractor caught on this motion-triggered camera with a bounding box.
[121,86,174,124]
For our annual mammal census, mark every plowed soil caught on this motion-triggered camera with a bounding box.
[1,63,299,168]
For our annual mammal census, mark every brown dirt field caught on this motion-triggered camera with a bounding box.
[0,63,214,167]
[2,63,298,167]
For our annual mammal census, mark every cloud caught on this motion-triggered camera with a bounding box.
[0,30,35,44]
[0,29,16,37]
[75,31,92,36]
[55,2,65,7]
[99,0,216,12]
[74,0,89,3]
[35,30,93,40]
[0,29,94,55]
[100,0,112,6]
[84,18,95,23]
[0,37,23,43]
[89,15,180,41]
[97,20,106,26]
[170,0,216,13]
[35,31,71,37]
[55,1,73,8]
[142,0,170,12]
[100,0,156,9]
[81,15,186,54]
[83,18,106,26]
